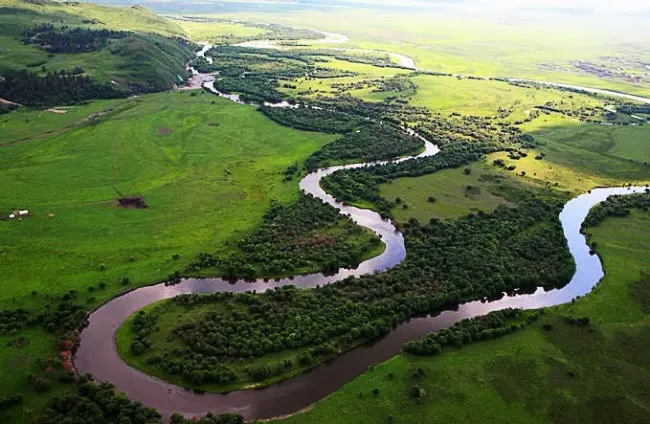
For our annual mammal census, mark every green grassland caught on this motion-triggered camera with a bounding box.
[407,75,600,118]
[490,115,650,192]
[0,91,336,309]
[0,0,193,93]
[278,209,650,424]
[380,164,512,223]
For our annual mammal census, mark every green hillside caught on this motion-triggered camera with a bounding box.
[0,0,195,102]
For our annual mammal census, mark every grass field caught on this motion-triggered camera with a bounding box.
[494,115,650,193]
[278,209,650,424]
[0,91,337,310]
[380,165,511,222]
[174,18,267,43]
[407,75,602,118]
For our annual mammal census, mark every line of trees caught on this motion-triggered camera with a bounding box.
[23,24,128,54]
[0,70,127,107]
[582,192,650,228]
[404,308,538,355]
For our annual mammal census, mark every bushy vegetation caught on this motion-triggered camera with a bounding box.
[259,106,365,133]
[583,192,650,228]
[305,122,423,170]
[189,193,382,278]
[35,374,242,424]
[0,69,127,107]
[23,24,128,54]
[404,308,536,355]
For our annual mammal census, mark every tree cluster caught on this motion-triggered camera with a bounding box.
[23,24,127,54]
[0,70,126,107]
[130,194,575,388]
[583,193,650,228]
[305,122,424,170]
[403,308,537,354]
[189,193,381,278]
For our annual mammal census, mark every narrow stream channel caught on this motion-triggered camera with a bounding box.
[74,41,650,421]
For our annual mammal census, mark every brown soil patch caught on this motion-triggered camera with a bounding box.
[48,107,68,114]
[6,356,30,371]
[159,127,173,135]
[6,337,30,348]
[117,196,149,209]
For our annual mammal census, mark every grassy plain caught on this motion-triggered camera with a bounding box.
[0,91,336,309]
[279,210,650,424]
[380,165,511,222]
[490,115,650,193]
[407,75,599,117]
[174,18,267,43]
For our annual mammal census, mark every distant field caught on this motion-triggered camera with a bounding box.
[215,9,650,97]
[407,76,598,117]
[174,18,268,43]
[511,115,650,190]
[278,210,650,424]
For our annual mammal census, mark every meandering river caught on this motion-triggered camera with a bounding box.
[74,37,650,421]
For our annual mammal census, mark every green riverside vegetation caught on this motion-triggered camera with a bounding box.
[277,202,650,424]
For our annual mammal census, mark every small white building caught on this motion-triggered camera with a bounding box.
[18,210,29,216]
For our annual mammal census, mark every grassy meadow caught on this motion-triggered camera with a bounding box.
[380,164,512,223]
[0,91,336,310]
[278,209,650,424]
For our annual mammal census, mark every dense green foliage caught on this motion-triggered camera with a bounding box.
[305,123,423,169]
[0,69,126,107]
[31,373,244,424]
[277,204,650,424]
[205,46,313,103]
[23,24,127,54]
[259,106,365,133]
[403,308,534,355]
[189,193,382,278]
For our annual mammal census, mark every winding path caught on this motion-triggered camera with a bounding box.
[75,35,650,421]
